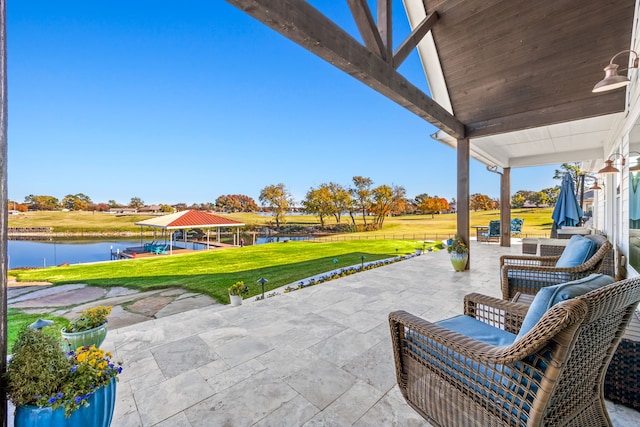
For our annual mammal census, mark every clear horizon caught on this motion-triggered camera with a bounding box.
[7,1,561,206]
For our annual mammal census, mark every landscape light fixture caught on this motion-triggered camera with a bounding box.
[592,50,639,93]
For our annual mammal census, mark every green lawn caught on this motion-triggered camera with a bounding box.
[7,308,69,353]
[11,240,433,304]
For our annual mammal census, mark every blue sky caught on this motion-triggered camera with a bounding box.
[6,1,560,206]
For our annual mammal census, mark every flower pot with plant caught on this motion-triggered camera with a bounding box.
[61,306,112,351]
[228,281,248,306]
[5,327,122,427]
[447,235,469,272]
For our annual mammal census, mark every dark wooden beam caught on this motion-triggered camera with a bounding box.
[457,138,470,269]
[465,92,625,138]
[377,0,392,60]
[347,0,386,60]
[225,0,464,138]
[393,12,438,69]
[500,167,511,247]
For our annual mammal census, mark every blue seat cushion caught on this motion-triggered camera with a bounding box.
[515,273,615,340]
[554,235,597,268]
[437,315,516,346]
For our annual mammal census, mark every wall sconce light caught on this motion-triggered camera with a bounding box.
[597,151,640,174]
[589,179,603,190]
[592,50,639,93]
[598,153,625,174]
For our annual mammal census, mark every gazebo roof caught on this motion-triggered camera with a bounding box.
[134,210,245,230]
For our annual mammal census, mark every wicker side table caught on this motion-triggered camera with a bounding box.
[522,238,538,254]
[604,312,640,410]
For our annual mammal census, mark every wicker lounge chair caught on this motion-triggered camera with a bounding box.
[500,234,612,300]
[389,275,640,426]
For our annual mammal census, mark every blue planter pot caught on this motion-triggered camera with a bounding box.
[14,377,117,427]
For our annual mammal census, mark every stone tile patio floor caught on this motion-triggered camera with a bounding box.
[8,241,640,426]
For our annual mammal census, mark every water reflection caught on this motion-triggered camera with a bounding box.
[8,235,313,269]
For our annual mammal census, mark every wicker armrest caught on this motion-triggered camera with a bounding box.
[464,293,529,334]
[500,254,559,267]
[389,305,577,372]
[390,301,581,369]
[389,310,519,364]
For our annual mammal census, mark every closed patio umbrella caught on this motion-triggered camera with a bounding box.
[552,174,584,228]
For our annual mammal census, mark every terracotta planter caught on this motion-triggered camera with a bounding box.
[61,323,107,352]
[450,252,468,272]
[14,377,116,427]
[230,295,243,306]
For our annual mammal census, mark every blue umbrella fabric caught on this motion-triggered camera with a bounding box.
[552,174,584,228]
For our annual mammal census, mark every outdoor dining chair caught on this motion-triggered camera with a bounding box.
[482,220,501,242]
[389,275,640,426]
[510,218,524,236]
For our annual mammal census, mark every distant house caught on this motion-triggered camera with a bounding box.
[139,205,161,213]
[109,207,138,214]
[522,201,550,208]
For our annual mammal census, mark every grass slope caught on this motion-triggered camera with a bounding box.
[11,240,428,303]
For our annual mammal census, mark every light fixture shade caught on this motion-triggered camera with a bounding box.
[598,159,620,174]
[592,63,631,93]
[629,160,640,172]
[589,181,602,190]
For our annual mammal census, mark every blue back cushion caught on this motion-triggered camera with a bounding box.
[555,235,597,268]
[515,273,615,340]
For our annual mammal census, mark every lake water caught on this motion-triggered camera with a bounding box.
[8,239,143,269]
[8,236,312,269]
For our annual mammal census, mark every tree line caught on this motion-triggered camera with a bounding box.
[259,176,454,232]
[12,165,585,231]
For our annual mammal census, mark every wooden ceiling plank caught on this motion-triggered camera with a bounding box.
[347,0,387,60]
[425,0,633,126]
[465,93,625,138]
[225,0,464,138]
[393,11,439,69]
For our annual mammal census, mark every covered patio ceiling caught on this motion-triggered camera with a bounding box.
[227,0,635,170]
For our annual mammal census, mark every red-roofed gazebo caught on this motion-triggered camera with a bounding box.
[134,210,245,254]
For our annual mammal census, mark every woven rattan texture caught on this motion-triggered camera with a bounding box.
[500,240,613,300]
[389,277,640,426]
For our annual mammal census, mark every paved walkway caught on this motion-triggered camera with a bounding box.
[7,241,640,426]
